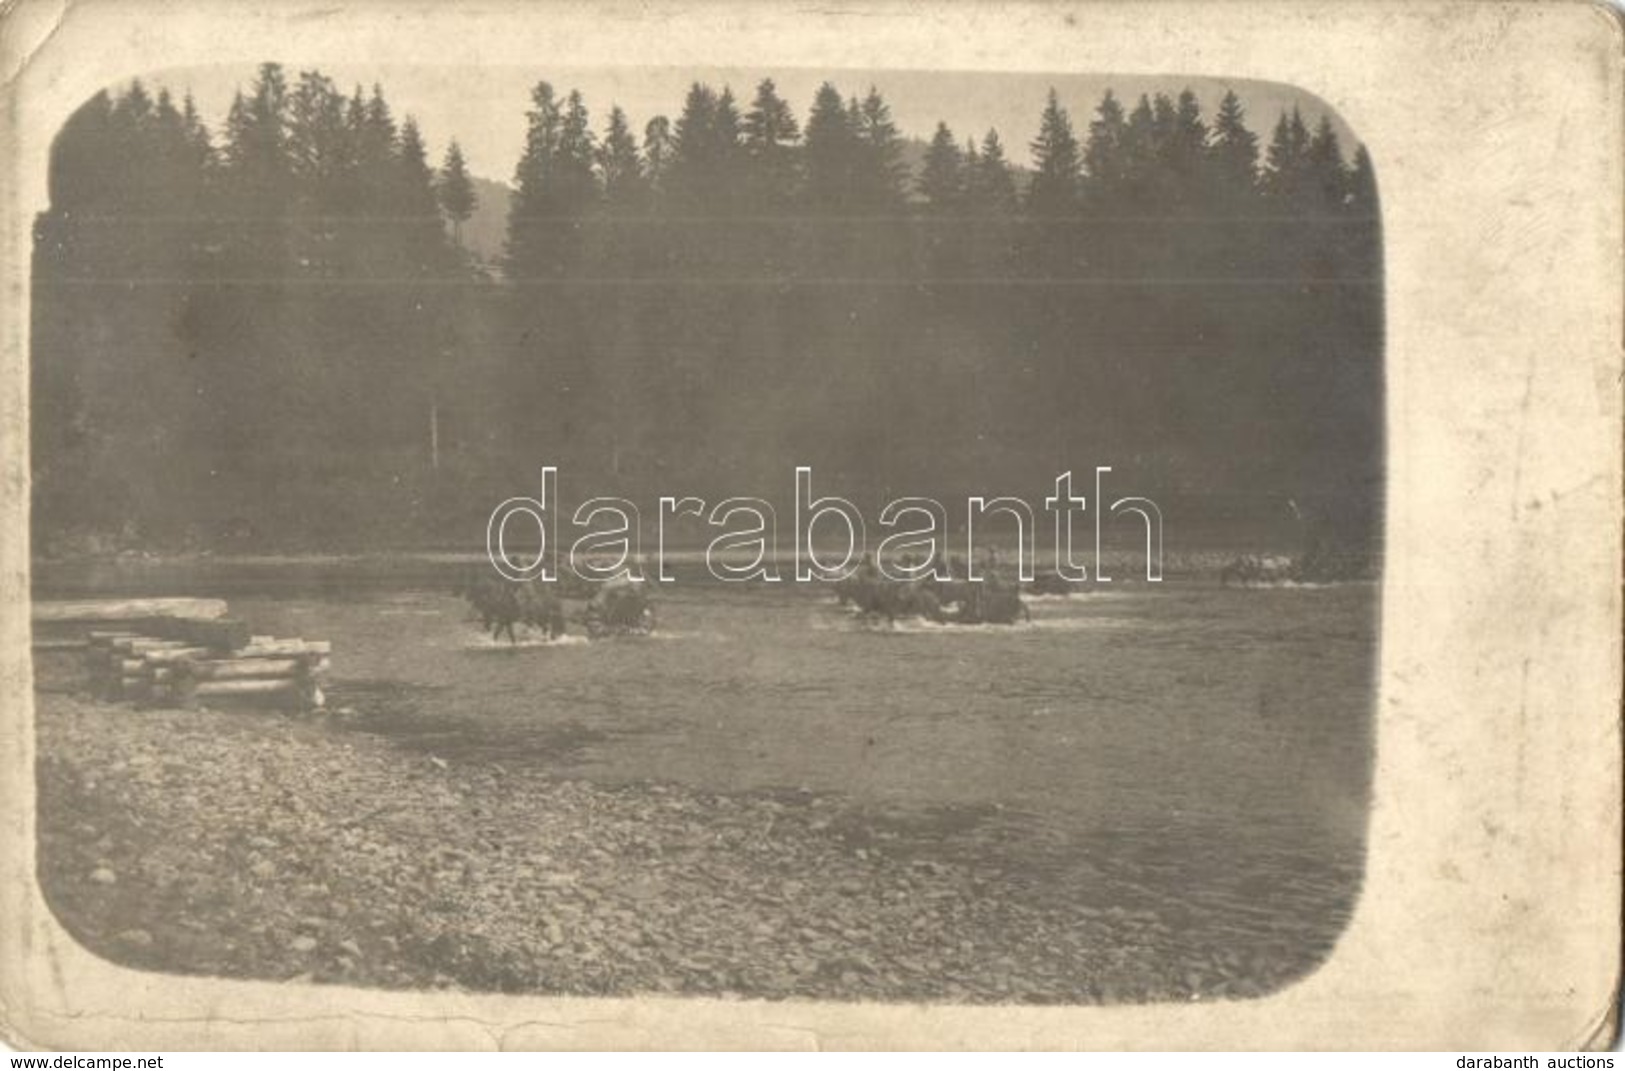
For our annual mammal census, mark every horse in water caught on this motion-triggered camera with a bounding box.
[456,569,567,643]
[865,578,946,625]
[581,576,656,638]
[835,553,1029,626]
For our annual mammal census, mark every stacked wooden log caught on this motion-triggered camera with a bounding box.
[85,632,330,710]
[38,599,329,712]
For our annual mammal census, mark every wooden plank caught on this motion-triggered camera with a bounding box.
[33,598,229,624]
[31,636,87,651]
[237,640,331,657]
[189,658,306,681]
[113,638,187,653]
[191,678,302,698]
[141,647,215,664]
[87,630,140,643]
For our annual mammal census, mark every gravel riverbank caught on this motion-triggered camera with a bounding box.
[35,680,1345,1003]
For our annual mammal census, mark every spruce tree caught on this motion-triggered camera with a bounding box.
[1347,142,1377,213]
[436,139,477,245]
[396,119,442,233]
[219,63,294,271]
[181,92,213,170]
[669,82,720,206]
[801,82,855,211]
[287,71,347,195]
[971,129,1018,211]
[1260,106,1312,202]
[1207,89,1259,203]
[596,106,644,206]
[852,86,907,210]
[642,115,673,195]
[1081,89,1127,209]
[963,128,1019,281]
[221,63,290,197]
[1121,94,1158,197]
[1306,113,1349,208]
[917,121,964,209]
[1167,88,1207,206]
[1027,88,1081,216]
[557,90,597,200]
[742,78,800,206]
[713,87,743,160]
[506,80,563,277]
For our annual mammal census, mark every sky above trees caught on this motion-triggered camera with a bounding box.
[135,64,1363,186]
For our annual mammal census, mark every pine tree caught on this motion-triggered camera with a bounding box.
[396,119,441,220]
[915,120,965,279]
[917,121,964,209]
[1151,92,1179,176]
[507,81,556,275]
[673,82,716,156]
[1207,89,1259,202]
[1260,106,1311,202]
[852,86,907,210]
[347,83,400,232]
[642,115,673,195]
[1166,88,1207,207]
[1306,113,1349,208]
[506,81,569,276]
[1082,89,1128,207]
[436,139,477,245]
[178,92,214,178]
[286,71,347,194]
[801,82,855,210]
[219,63,294,269]
[596,106,644,205]
[970,129,1018,211]
[149,88,193,203]
[1346,142,1381,282]
[1027,88,1081,216]
[669,82,720,205]
[221,63,290,194]
[962,128,1019,280]
[360,85,399,178]
[558,90,597,198]
[1121,94,1158,196]
[742,78,800,206]
[175,91,216,231]
[1347,142,1377,213]
[713,87,743,162]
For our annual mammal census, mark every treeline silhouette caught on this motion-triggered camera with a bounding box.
[32,64,1381,553]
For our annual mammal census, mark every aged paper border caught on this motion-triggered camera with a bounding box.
[0,0,1620,1051]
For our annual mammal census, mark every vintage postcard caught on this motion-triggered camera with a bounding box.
[0,0,1618,1051]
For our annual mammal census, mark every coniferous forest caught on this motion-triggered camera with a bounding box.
[31,65,1382,553]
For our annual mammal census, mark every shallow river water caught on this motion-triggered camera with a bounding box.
[38,562,1380,993]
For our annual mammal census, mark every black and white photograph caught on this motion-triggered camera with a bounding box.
[28,55,1383,1002]
[1,0,1619,1054]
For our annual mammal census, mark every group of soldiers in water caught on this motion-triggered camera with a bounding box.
[835,550,1030,626]
[457,546,1035,644]
[456,567,655,644]
[457,513,1374,642]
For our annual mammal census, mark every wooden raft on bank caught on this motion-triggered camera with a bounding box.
[34,599,330,711]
